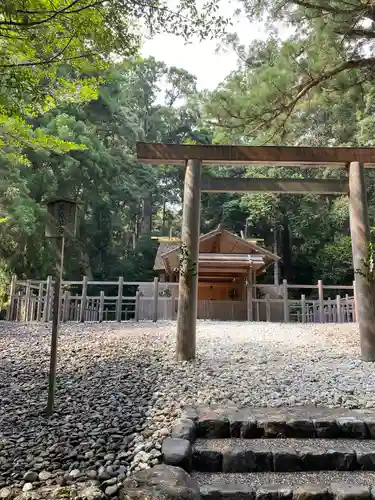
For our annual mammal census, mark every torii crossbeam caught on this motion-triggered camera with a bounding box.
[137,142,375,362]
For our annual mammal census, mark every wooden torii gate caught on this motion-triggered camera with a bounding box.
[137,142,375,362]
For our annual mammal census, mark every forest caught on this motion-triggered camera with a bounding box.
[1,0,375,306]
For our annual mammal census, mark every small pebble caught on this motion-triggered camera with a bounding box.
[38,471,51,481]
[105,484,119,496]
[0,488,11,499]
[23,472,38,483]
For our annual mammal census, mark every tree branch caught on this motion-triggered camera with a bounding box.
[335,28,375,39]
[214,57,375,142]
[0,0,106,27]
[291,0,358,15]
[0,53,93,69]
[291,57,375,108]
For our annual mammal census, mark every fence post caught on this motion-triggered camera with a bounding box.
[135,290,140,322]
[301,294,306,323]
[44,276,52,322]
[327,297,332,322]
[63,290,70,322]
[353,280,357,322]
[36,282,43,322]
[153,276,159,322]
[24,280,31,322]
[336,295,342,323]
[99,291,104,322]
[318,280,324,323]
[345,294,351,322]
[80,276,88,323]
[247,270,253,321]
[6,274,17,321]
[265,294,271,322]
[283,279,289,322]
[15,291,21,321]
[116,276,124,322]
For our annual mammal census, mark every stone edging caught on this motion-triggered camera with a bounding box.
[161,407,198,472]
[167,406,375,440]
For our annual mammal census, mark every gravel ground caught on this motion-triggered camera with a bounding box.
[193,471,375,487]
[0,320,374,492]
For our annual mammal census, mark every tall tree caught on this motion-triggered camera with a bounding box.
[0,0,227,165]
[235,0,375,131]
[0,57,202,287]
[202,21,375,285]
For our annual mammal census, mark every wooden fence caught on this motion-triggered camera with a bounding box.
[5,276,356,323]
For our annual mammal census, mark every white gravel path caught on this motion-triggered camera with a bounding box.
[0,320,373,491]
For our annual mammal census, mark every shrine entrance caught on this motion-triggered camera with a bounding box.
[137,142,375,362]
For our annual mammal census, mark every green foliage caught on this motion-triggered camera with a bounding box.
[178,243,197,280]
[0,0,227,170]
[0,262,11,312]
[200,0,375,288]
[0,57,203,285]
[316,236,353,284]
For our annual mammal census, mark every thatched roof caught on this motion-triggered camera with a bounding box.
[153,228,279,273]
[153,242,179,271]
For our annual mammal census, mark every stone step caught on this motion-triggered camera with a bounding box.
[193,471,375,499]
[192,438,375,473]
[182,406,375,439]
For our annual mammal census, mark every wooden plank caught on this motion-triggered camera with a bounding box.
[116,276,124,322]
[256,300,260,321]
[265,294,271,322]
[247,269,253,321]
[353,279,357,322]
[283,279,289,322]
[336,295,342,323]
[6,274,17,321]
[349,161,375,360]
[99,291,104,323]
[80,276,88,323]
[135,290,140,322]
[43,276,52,322]
[324,285,353,290]
[63,290,69,322]
[201,177,349,194]
[15,292,21,321]
[176,159,201,361]
[25,280,31,322]
[284,284,352,290]
[327,297,332,322]
[29,298,36,321]
[136,142,375,166]
[36,282,43,322]
[345,294,351,322]
[301,294,306,323]
[153,277,159,322]
[318,280,324,323]
[287,284,318,289]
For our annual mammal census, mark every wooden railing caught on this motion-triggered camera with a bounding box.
[5,275,356,323]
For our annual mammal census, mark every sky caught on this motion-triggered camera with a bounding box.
[141,1,267,91]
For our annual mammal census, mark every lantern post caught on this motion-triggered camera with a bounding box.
[45,198,78,416]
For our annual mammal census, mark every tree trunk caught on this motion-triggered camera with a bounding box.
[80,250,93,280]
[161,199,166,235]
[141,195,152,235]
[281,216,293,281]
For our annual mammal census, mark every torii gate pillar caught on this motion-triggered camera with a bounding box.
[176,159,201,361]
[349,161,375,361]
